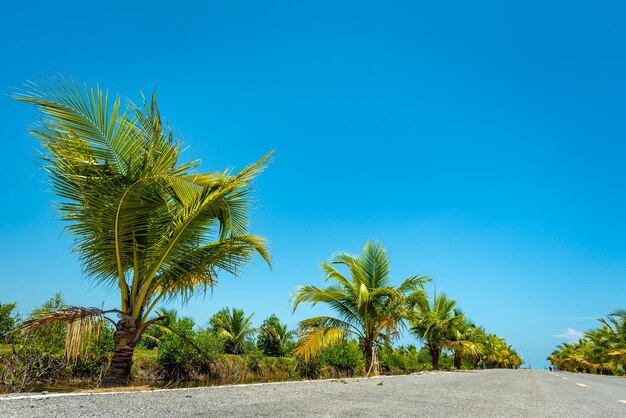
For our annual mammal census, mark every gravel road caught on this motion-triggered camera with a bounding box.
[1,369,625,417]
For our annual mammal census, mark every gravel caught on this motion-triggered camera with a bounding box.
[1,369,625,417]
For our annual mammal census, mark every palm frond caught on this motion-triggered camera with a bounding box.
[294,326,345,363]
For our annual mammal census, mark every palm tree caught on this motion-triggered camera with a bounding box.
[257,314,294,357]
[481,333,523,369]
[291,241,429,374]
[210,308,255,354]
[14,78,271,386]
[409,291,464,370]
[445,318,483,370]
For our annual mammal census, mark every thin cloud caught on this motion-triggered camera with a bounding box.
[553,327,584,342]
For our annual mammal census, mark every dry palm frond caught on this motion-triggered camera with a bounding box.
[13,306,106,362]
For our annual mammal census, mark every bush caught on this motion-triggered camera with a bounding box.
[1,294,115,391]
[156,319,225,380]
[318,340,365,377]
[378,344,431,374]
[0,302,19,343]
[257,314,294,357]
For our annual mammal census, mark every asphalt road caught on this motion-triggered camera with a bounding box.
[1,369,625,417]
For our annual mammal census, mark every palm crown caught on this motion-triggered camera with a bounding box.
[210,308,255,354]
[409,291,465,369]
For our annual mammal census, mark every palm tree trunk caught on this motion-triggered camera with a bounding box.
[101,327,138,387]
[453,351,462,369]
[363,341,375,375]
[429,345,441,370]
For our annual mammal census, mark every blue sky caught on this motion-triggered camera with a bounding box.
[1,1,625,368]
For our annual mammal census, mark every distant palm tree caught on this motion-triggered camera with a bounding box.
[14,78,271,386]
[291,241,429,373]
[481,333,523,369]
[210,308,255,354]
[409,291,464,370]
[445,317,483,369]
[257,314,294,357]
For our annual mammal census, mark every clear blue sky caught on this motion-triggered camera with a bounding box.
[1,1,625,368]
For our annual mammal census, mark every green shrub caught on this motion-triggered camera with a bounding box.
[378,344,431,374]
[318,340,365,377]
[0,302,19,343]
[156,319,225,380]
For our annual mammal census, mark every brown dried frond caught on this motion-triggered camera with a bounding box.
[13,306,104,334]
[12,306,106,362]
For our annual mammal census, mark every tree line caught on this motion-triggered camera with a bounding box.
[548,310,626,375]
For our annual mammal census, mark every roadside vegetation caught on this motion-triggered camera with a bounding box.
[2,77,522,393]
[548,310,626,375]
[1,287,521,392]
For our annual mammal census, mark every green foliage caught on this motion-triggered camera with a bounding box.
[318,340,365,376]
[409,291,465,370]
[378,344,432,373]
[16,78,271,385]
[69,324,114,377]
[257,314,294,357]
[138,308,180,350]
[549,309,626,375]
[291,241,429,371]
[0,302,19,343]
[210,308,256,355]
[156,318,225,380]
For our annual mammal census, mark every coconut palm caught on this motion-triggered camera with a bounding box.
[445,318,483,369]
[480,333,523,369]
[409,291,464,370]
[257,314,294,357]
[291,241,429,373]
[210,308,255,354]
[14,78,270,386]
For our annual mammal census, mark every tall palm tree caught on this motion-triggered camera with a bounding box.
[14,78,270,386]
[210,308,255,354]
[291,241,429,373]
[409,291,464,370]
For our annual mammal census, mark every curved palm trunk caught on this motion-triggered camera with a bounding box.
[101,327,139,387]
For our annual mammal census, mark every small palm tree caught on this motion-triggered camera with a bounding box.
[291,241,429,373]
[210,308,255,354]
[409,291,464,370]
[14,78,270,386]
[257,314,294,357]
